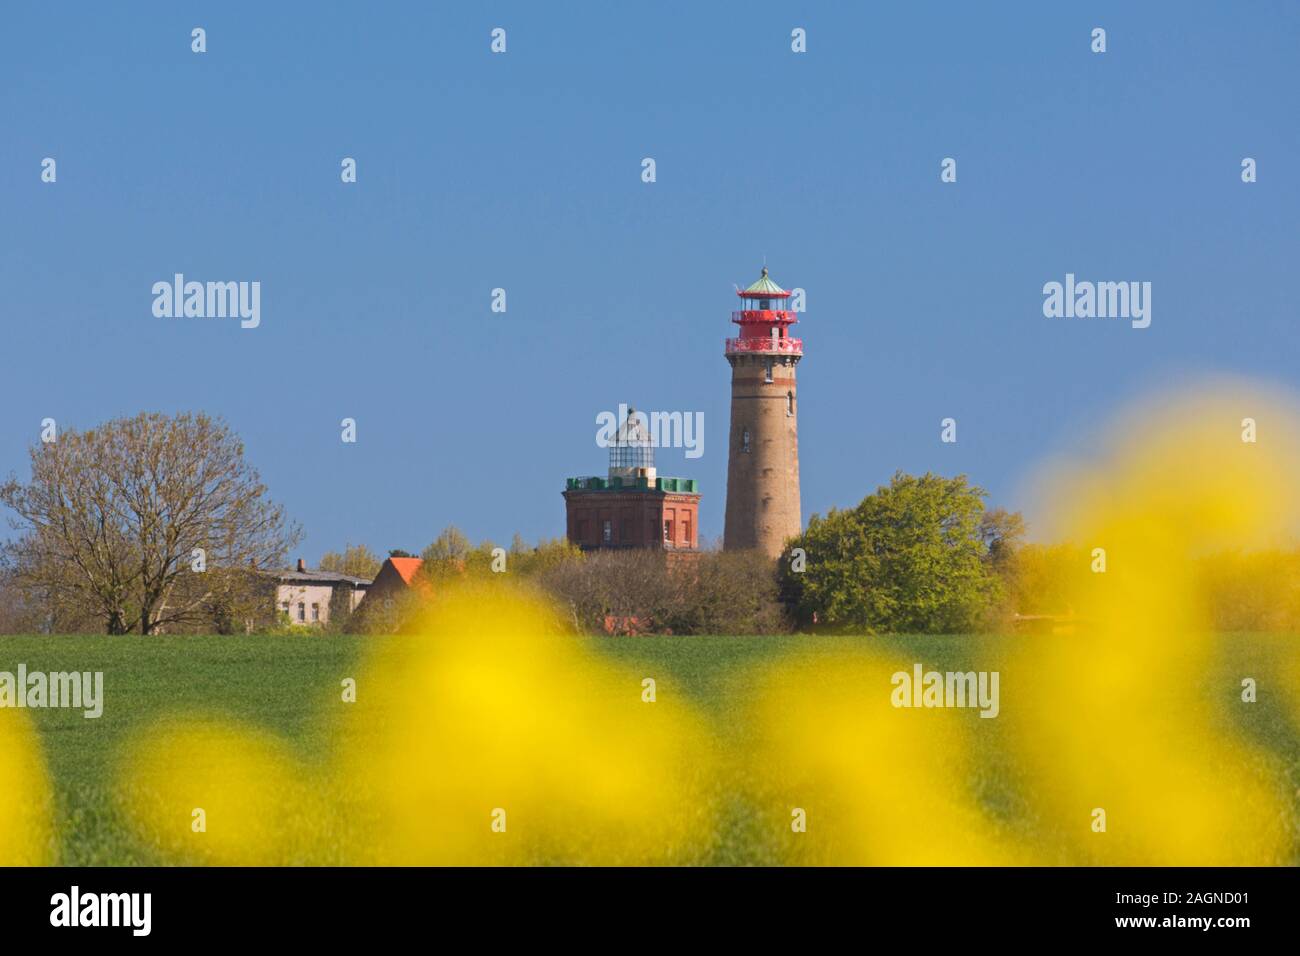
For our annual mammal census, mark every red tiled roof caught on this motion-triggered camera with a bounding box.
[388,557,423,584]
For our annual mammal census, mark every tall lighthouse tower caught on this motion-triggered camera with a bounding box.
[723,267,803,556]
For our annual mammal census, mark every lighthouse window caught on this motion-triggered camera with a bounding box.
[764,363,773,384]
[787,391,794,416]
[742,428,751,453]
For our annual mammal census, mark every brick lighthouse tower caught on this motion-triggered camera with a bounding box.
[723,267,803,557]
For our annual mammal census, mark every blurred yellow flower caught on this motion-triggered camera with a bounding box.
[1006,382,1299,865]
[0,708,53,865]
[738,652,1024,865]
[117,584,718,865]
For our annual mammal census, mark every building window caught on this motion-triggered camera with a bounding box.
[682,518,691,546]
[603,520,612,544]
[297,602,306,622]
[280,601,290,618]
[311,603,320,622]
[764,363,773,384]
[742,428,751,453]
[787,391,794,416]
[663,520,672,544]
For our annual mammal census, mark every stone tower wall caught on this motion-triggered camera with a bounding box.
[723,353,801,556]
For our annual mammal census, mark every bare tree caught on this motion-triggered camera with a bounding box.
[537,548,788,635]
[0,566,55,634]
[0,412,300,634]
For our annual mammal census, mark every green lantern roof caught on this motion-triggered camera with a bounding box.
[742,267,787,296]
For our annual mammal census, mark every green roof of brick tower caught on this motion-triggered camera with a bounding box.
[742,266,787,296]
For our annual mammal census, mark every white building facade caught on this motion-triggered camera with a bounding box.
[274,560,371,627]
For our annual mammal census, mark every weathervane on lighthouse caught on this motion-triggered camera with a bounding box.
[723,267,804,557]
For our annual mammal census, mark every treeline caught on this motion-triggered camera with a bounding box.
[776,471,1300,634]
[4,412,1298,636]
[336,532,787,637]
[1007,542,1300,633]
[354,474,1023,636]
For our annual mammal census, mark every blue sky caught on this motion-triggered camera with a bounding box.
[2,2,1299,559]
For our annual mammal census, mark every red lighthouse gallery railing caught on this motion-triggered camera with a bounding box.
[724,336,803,355]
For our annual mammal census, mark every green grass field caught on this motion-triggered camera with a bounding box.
[3,632,1298,865]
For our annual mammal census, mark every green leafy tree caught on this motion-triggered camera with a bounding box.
[421,526,471,563]
[462,539,501,576]
[511,536,583,577]
[319,542,382,579]
[418,525,478,582]
[978,507,1026,576]
[780,471,1009,633]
